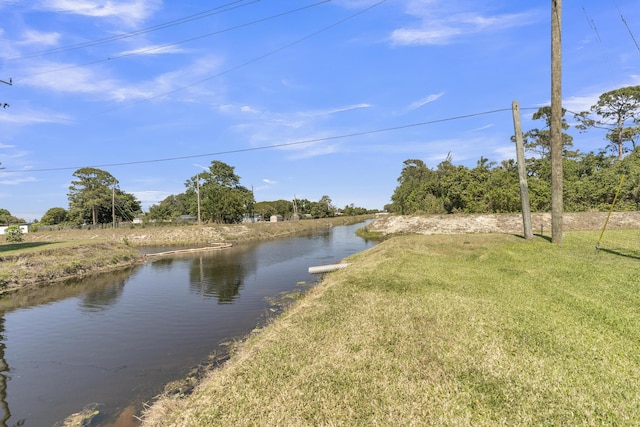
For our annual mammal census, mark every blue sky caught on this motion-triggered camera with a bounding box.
[1,0,639,221]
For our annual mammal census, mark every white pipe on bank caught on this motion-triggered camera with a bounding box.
[308,263,351,274]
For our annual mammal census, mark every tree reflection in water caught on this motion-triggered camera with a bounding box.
[189,252,245,303]
[0,316,20,426]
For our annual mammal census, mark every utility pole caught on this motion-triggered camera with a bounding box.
[196,174,201,225]
[551,0,563,244]
[112,183,116,229]
[512,101,533,239]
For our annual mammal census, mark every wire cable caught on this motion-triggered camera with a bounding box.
[1,107,527,174]
[21,1,332,78]
[611,0,640,52]
[7,0,257,61]
[98,0,388,114]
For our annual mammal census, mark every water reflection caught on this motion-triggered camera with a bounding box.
[189,255,242,302]
[0,221,375,426]
[0,317,10,426]
[80,278,126,313]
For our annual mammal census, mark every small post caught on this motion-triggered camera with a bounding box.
[512,101,533,239]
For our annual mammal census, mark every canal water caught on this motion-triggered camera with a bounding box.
[0,221,375,426]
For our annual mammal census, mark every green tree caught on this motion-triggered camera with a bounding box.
[484,167,520,212]
[295,198,313,215]
[185,161,254,223]
[148,194,191,221]
[115,191,143,222]
[40,207,69,225]
[436,155,469,213]
[271,199,294,218]
[575,85,640,160]
[253,201,277,220]
[390,159,440,214]
[341,204,369,216]
[68,168,141,225]
[0,209,25,225]
[5,225,23,243]
[519,106,575,159]
[309,195,334,218]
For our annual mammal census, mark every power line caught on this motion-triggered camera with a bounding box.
[581,6,601,42]
[22,1,332,79]
[1,107,526,174]
[7,0,257,61]
[611,0,640,52]
[99,0,388,114]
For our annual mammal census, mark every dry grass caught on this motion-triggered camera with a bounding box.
[142,229,640,426]
[0,242,143,294]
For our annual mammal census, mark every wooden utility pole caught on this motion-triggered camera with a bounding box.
[512,101,533,239]
[112,183,116,229]
[196,174,201,225]
[551,0,563,244]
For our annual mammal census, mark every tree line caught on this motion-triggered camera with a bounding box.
[1,160,374,227]
[386,85,640,215]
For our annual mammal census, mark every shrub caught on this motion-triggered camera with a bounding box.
[5,225,24,243]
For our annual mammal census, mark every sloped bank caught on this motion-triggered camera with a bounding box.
[140,223,640,426]
[365,211,640,235]
[0,242,143,296]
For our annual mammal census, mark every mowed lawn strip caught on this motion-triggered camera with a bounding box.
[143,230,640,426]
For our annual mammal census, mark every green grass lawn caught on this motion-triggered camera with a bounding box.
[143,230,640,426]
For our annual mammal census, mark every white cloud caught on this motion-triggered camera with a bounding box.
[221,102,373,158]
[493,145,516,161]
[40,0,162,26]
[0,175,37,186]
[563,77,640,115]
[467,124,494,132]
[563,95,598,115]
[408,92,444,110]
[241,105,260,114]
[119,44,186,56]
[18,29,61,46]
[132,190,172,209]
[391,2,541,46]
[296,103,373,118]
[19,54,223,103]
[262,178,277,185]
[22,60,117,95]
[0,107,71,125]
[392,27,460,46]
[321,103,372,115]
[286,142,340,160]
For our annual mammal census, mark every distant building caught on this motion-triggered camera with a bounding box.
[243,214,263,223]
[270,215,284,222]
[0,224,29,235]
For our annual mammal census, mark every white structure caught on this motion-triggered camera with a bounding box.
[0,224,29,235]
[270,215,284,222]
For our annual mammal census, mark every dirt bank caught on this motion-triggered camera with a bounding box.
[366,212,640,236]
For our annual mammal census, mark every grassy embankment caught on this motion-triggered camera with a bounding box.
[0,216,370,295]
[142,229,640,426]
